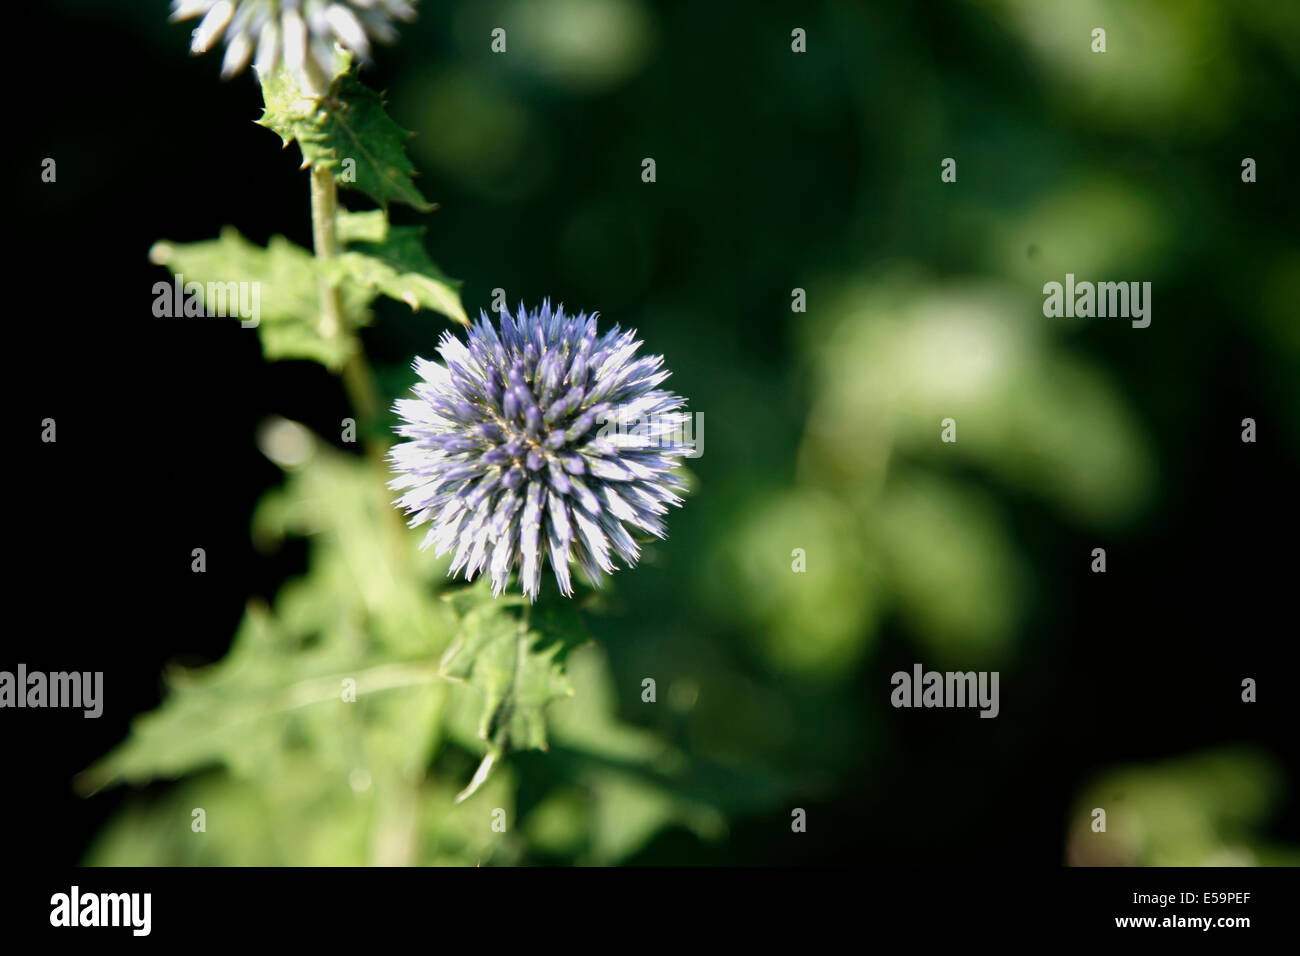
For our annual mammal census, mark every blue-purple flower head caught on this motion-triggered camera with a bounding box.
[390,302,691,600]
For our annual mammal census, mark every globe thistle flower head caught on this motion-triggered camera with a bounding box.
[390,302,691,601]
[170,0,417,93]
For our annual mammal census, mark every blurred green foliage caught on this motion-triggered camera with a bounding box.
[1068,750,1300,866]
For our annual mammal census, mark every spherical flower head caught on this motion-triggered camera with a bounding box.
[390,302,691,601]
[170,0,417,94]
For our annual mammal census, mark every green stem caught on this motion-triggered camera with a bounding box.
[306,152,450,861]
[309,163,388,451]
[342,352,382,430]
[309,164,343,342]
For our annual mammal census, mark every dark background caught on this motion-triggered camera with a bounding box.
[7,0,1299,866]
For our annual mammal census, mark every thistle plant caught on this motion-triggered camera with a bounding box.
[81,6,704,865]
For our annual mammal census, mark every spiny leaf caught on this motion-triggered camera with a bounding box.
[440,605,577,752]
[331,223,469,325]
[79,444,455,795]
[258,63,433,212]
[149,228,366,369]
[439,600,584,800]
[148,219,468,365]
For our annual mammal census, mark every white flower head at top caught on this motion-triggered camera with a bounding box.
[170,0,417,95]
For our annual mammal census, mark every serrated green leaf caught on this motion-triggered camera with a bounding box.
[79,443,454,795]
[149,228,368,369]
[148,219,468,366]
[329,224,469,325]
[258,64,432,212]
[440,603,577,755]
[150,228,314,321]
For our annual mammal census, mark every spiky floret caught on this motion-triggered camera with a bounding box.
[170,0,416,92]
[390,302,691,600]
